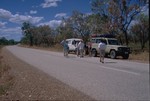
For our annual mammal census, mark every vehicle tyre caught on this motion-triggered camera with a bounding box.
[122,54,129,59]
[110,50,116,59]
[91,49,97,57]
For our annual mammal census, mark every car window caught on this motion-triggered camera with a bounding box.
[72,40,76,44]
[68,40,72,44]
[108,39,120,45]
[91,39,96,43]
[101,39,107,45]
[75,40,80,44]
[96,39,101,43]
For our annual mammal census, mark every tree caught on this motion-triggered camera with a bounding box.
[21,22,33,46]
[0,37,8,45]
[87,13,110,34]
[55,18,76,43]
[130,14,149,50]
[91,0,147,45]
[69,11,91,43]
[28,25,53,47]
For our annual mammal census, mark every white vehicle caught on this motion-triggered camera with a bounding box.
[66,38,82,53]
[90,34,131,59]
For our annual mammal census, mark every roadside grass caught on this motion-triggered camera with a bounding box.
[0,45,13,96]
[129,51,149,63]
[128,42,149,63]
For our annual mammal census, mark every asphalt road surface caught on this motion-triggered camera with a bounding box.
[6,46,150,100]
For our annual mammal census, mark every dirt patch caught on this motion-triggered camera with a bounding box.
[0,47,95,100]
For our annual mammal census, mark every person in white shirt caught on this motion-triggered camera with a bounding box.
[98,41,106,63]
[78,40,84,58]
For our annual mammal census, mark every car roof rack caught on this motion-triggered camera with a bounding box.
[91,34,115,38]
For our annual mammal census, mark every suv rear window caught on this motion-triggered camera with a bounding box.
[91,38,107,44]
[108,39,120,45]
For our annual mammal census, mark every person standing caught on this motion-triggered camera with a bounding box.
[61,39,69,57]
[75,41,79,57]
[98,41,106,63]
[78,40,84,58]
[87,42,92,57]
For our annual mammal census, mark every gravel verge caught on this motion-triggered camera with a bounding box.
[0,47,95,100]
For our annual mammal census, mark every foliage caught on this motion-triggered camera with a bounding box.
[55,18,75,43]
[130,14,149,50]
[21,22,34,46]
[87,14,110,34]
[19,1,148,52]
[0,37,18,45]
[21,22,55,47]
[91,0,147,45]
[69,11,91,43]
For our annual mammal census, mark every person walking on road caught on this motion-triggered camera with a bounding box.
[78,40,84,58]
[61,39,69,57]
[98,41,106,63]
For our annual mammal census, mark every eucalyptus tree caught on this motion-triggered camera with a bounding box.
[21,22,34,46]
[91,0,147,45]
[69,11,91,43]
[55,18,75,43]
[130,14,149,50]
[87,13,110,34]
[35,25,54,47]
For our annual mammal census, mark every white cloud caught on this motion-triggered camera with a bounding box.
[0,9,12,19]
[41,0,62,8]
[0,8,43,25]
[0,27,22,41]
[55,13,67,18]
[38,20,62,28]
[0,22,7,28]
[30,10,37,14]
[9,14,43,24]
[0,27,21,34]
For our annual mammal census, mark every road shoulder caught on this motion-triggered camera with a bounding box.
[0,47,94,100]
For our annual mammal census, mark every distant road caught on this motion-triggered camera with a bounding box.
[6,46,150,100]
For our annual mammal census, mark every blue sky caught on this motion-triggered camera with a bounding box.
[0,0,149,41]
[0,0,92,41]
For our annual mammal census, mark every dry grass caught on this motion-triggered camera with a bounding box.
[129,51,149,63]
[0,46,14,96]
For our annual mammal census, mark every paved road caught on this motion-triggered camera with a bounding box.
[6,46,150,100]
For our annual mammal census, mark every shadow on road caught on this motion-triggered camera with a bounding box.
[104,61,117,64]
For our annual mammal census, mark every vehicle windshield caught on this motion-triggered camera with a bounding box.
[72,40,81,45]
[108,39,120,45]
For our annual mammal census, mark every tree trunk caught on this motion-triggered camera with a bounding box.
[30,36,33,46]
[124,30,128,46]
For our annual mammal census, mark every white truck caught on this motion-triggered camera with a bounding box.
[66,38,82,53]
[90,34,131,59]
